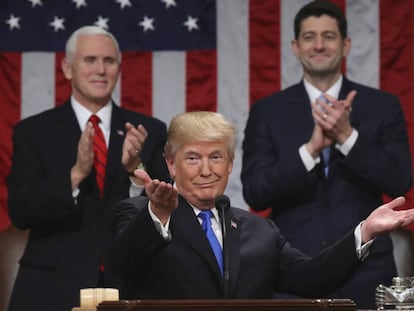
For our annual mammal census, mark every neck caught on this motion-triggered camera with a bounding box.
[304,71,341,92]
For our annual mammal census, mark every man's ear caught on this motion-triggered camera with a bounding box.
[61,58,72,80]
[342,37,352,58]
[291,39,300,58]
[165,156,176,179]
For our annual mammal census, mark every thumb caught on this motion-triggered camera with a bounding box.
[133,169,151,184]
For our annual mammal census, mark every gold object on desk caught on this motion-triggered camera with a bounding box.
[72,288,119,311]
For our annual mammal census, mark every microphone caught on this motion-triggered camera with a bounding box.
[215,194,231,298]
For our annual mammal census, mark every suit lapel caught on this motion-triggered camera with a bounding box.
[224,209,241,297]
[55,101,83,168]
[172,197,225,280]
[289,81,315,142]
[104,104,126,196]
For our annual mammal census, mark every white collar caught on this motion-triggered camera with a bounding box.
[71,96,113,131]
[303,75,343,103]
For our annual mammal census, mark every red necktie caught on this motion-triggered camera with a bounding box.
[89,115,107,198]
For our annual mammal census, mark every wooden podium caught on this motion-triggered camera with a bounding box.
[97,299,357,311]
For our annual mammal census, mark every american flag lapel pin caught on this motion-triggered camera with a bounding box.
[116,129,124,136]
[231,220,237,229]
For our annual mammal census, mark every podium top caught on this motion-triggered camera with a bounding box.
[98,299,357,311]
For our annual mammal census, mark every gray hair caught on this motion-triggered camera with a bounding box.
[65,26,121,63]
[164,111,236,160]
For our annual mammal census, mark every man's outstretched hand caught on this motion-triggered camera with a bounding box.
[361,197,414,243]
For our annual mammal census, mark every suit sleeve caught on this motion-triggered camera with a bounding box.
[341,93,412,197]
[109,196,168,278]
[241,98,313,210]
[275,225,362,297]
[7,120,77,229]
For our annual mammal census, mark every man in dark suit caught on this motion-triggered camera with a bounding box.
[109,111,414,301]
[241,1,412,309]
[7,26,169,311]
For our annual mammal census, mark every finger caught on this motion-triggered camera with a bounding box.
[343,90,357,108]
[124,122,134,131]
[321,93,335,106]
[157,181,175,197]
[127,125,147,149]
[137,124,148,139]
[316,97,331,112]
[387,196,406,210]
[133,168,151,182]
[81,123,94,150]
[312,102,330,124]
[127,144,141,157]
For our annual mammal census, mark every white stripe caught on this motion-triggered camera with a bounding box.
[152,51,186,126]
[113,71,121,106]
[281,0,309,89]
[346,0,379,88]
[217,0,249,210]
[21,52,55,119]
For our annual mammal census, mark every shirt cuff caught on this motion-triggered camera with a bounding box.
[354,221,375,260]
[299,144,321,172]
[336,129,358,155]
[129,177,145,197]
[72,188,80,206]
[148,203,171,241]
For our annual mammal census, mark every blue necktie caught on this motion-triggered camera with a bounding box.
[322,147,330,177]
[319,94,331,177]
[198,210,223,275]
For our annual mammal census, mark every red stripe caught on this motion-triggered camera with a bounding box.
[248,0,280,218]
[249,0,280,106]
[0,52,22,231]
[186,50,217,112]
[330,0,346,71]
[121,51,153,115]
[55,52,71,106]
[380,0,414,217]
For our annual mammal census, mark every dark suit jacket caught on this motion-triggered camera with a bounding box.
[241,77,412,308]
[7,101,170,311]
[109,195,362,300]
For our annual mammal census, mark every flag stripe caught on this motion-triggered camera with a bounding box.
[22,53,55,116]
[217,0,249,209]
[346,0,379,88]
[379,0,414,208]
[0,52,21,230]
[55,52,71,107]
[186,50,217,112]
[249,0,281,104]
[121,51,153,116]
[153,51,186,126]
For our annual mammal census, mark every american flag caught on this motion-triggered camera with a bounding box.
[0,0,413,231]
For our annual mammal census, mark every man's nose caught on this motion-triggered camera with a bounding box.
[199,158,212,175]
[95,60,106,73]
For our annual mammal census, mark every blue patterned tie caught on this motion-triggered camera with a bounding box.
[198,210,223,275]
[322,147,330,177]
[319,94,331,177]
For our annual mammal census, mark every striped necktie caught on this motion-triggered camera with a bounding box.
[89,115,107,198]
[319,94,331,177]
[198,210,223,275]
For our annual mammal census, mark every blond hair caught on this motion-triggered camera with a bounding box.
[164,111,236,160]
